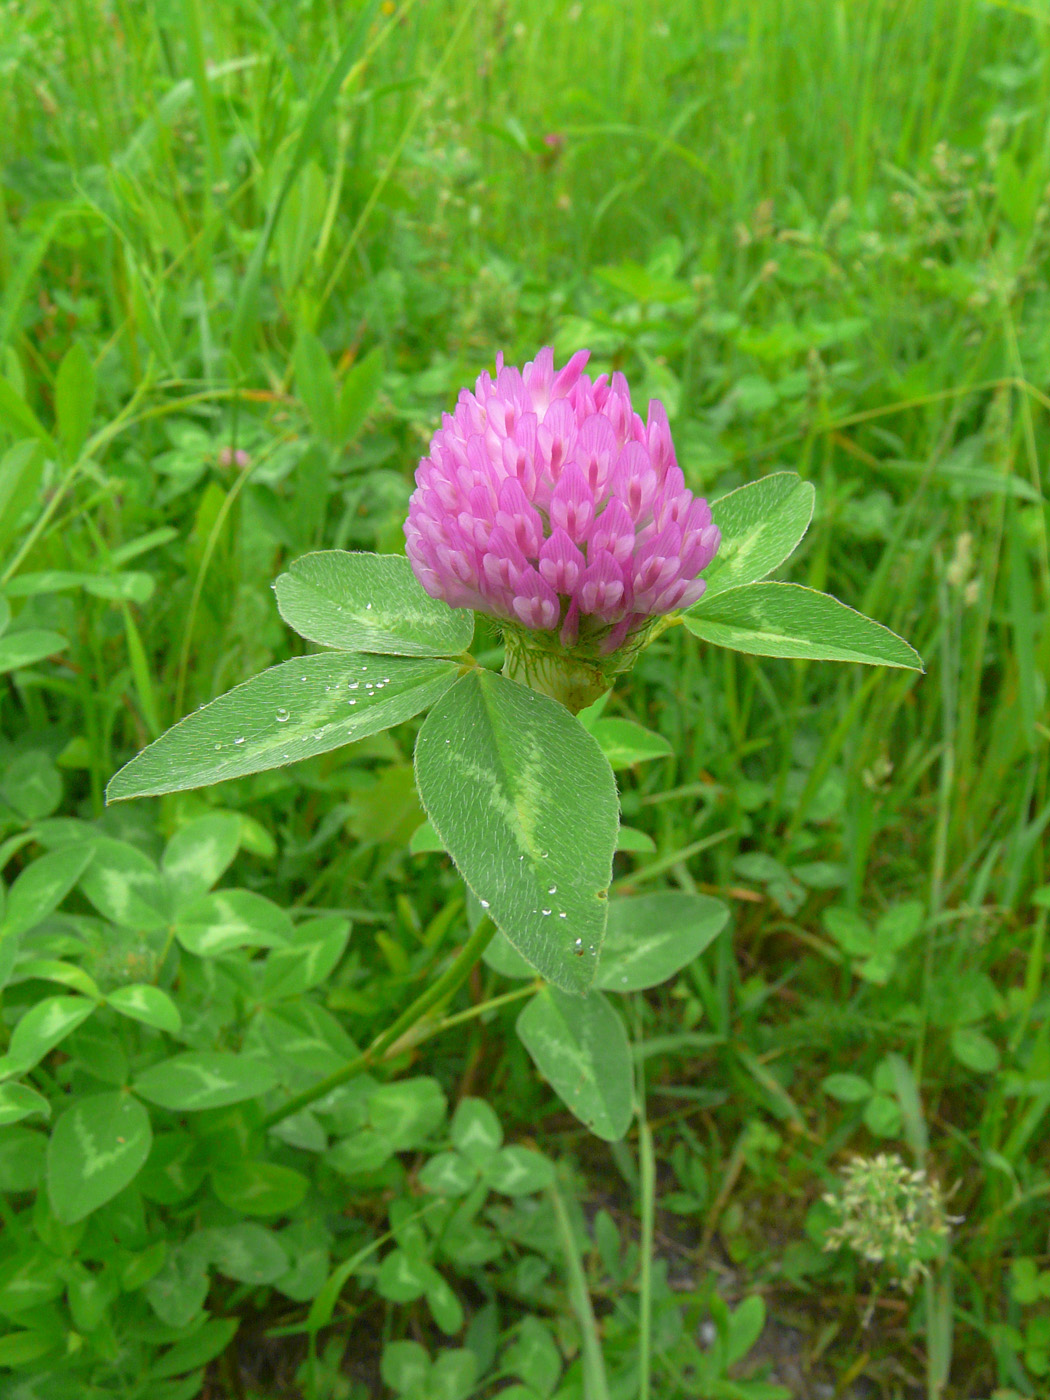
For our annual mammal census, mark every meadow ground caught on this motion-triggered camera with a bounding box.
[1,1,1049,1397]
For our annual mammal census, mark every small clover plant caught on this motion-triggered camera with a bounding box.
[107,348,921,1140]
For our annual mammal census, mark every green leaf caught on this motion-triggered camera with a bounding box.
[294,332,338,442]
[197,1224,290,1284]
[0,1128,45,1189]
[274,552,474,657]
[822,906,872,957]
[260,914,350,999]
[161,814,242,905]
[54,341,97,461]
[0,842,94,941]
[107,984,182,1034]
[874,901,925,950]
[0,1332,57,1367]
[863,1094,901,1137]
[482,1145,553,1196]
[134,1053,278,1110]
[0,377,52,444]
[588,717,673,769]
[0,628,67,674]
[150,1318,239,1381]
[821,1073,872,1103]
[595,892,728,992]
[482,929,536,980]
[210,1160,309,1216]
[450,1097,502,1163]
[516,987,633,1140]
[369,1077,447,1149]
[46,1092,152,1223]
[684,582,923,669]
[725,1294,766,1366]
[107,652,459,801]
[0,1082,50,1125]
[4,994,96,1074]
[79,837,169,929]
[0,441,45,551]
[702,471,815,597]
[144,1245,209,1329]
[418,1151,477,1197]
[615,826,656,854]
[175,889,293,957]
[415,671,618,995]
[338,346,384,443]
[382,1340,431,1393]
[951,1027,1000,1073]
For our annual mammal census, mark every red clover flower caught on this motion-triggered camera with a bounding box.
[405,348,720,706]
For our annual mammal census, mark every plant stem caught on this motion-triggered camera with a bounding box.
[262,916,496,1128]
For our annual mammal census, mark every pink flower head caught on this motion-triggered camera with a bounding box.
[405,349,720,655]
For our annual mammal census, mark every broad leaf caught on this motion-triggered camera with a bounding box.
[3,994,96,1074]
[175,889,293,957]
[274,552,474,657]
[516,987,633,1140]
[588,717,673,769]
[134,1053,278,1110]
[0,628,68,674]
[211,1160,309,1216]
[106,984,182,1034]
[683,583,923,669]
[701,472,815,598]
[0,843,94,941]
[414,671,618,995]
[150,1318,240,1382]
[0,1083,50,1126]
[261,915,351,999]
[161,814,242,905]
[595,892,728,992]
[55,341,97,461]
[197,1223,290,1285]
[107,652,460,800]
[46,1092,152,1223]
[79,838,170,929]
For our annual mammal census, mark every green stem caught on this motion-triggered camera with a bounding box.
[638,1072,654,1400]
[262,916,496,1129]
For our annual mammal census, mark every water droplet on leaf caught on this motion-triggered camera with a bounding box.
[275,708,290,723]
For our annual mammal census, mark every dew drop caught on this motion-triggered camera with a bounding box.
[348,698,357,706]
[300,675,307,682]
[275,708,290,723]
[213,742,223,751]
[541,909,551,916]
[234,736,245,746]
[480,899,490,909]
[548,885,557,894]
[559,912,567,919]
[540,851,549,859]
[365,602,372,610]
[573,938,585,955]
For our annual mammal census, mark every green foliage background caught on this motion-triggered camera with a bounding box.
[1,0,1049,1395]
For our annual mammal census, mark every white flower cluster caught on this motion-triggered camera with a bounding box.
[822,1153,954,1292]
